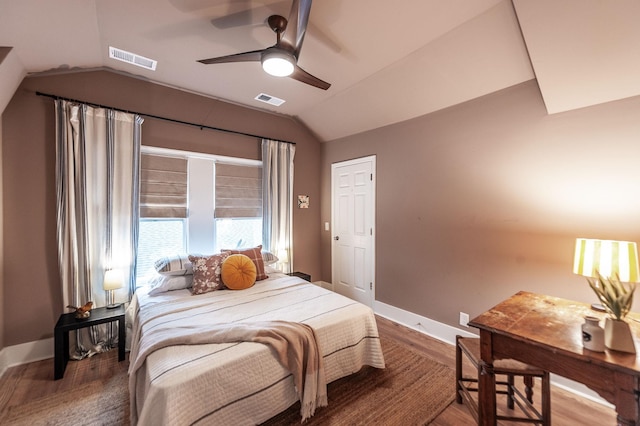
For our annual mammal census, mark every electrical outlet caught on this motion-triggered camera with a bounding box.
[459,312,470,327]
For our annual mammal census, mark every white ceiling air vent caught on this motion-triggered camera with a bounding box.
[254,93,285,106]
[109,46,157,71]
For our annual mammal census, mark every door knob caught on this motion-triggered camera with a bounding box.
[334,236,339,240]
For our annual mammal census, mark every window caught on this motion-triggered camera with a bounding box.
[137,219,186,280]
[215,218,262,250]
[214,162,263,250]
[136,148,262,284]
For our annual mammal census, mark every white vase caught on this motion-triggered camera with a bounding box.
[604,317,636,353]
[582,316,605,352]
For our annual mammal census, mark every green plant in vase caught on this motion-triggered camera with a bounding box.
[588,273,635,320]
[587,273,636,353]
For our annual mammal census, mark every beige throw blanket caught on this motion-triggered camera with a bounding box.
[128,320,327,423]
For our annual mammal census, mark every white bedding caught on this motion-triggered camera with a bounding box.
[128,273,385,425]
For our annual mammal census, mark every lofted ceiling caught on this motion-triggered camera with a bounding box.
[1,0,639,142]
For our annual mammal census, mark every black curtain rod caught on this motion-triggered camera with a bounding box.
[35,91,295,145]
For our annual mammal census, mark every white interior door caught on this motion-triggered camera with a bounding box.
[331,156,375,307]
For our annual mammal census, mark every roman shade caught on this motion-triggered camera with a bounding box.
[215,163,263,218]
[140,153,188,218]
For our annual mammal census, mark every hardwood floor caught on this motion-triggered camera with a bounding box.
[0,316,618,425]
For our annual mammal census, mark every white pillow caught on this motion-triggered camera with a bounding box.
[154,254,193,276]
[265,265,282,274]
[148,274,193,295]
[261,251,279,265]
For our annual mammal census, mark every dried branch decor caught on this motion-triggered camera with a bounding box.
[587,273,635,321]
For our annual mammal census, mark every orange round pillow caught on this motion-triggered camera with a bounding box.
[221,254,257,290]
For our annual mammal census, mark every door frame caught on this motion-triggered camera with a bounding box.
[331,155,376,307]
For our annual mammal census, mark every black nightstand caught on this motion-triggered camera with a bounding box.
[54,305,126,380]
[287,271,311,282]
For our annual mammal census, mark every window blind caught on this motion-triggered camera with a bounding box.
[140,153,188,218]
[214,163,262,218]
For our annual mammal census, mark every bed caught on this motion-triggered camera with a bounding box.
[127,271,386,425]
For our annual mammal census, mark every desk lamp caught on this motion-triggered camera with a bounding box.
[573,238,639,311]
[103,269,124,309]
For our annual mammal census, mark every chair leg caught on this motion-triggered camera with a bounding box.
[507,374,515,409]
[523,375,534,403]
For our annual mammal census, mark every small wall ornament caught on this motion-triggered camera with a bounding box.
[298,195,309,208]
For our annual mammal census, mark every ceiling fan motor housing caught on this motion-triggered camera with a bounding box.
[262,47,296,77]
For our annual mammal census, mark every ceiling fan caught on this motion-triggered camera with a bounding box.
[197,0,331,90]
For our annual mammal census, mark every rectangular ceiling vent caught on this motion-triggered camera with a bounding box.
[109,46,157,71]
[255,93,285,107]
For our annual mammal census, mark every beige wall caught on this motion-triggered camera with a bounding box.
[321,80,640,331]
[2,69,322,347]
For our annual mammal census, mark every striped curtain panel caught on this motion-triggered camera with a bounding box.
[261,139,295,273]
[55,100,143,358]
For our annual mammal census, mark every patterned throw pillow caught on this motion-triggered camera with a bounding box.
[221,245,268,281]
[154,254,193,276]
[188,253,231,295]
[261,250,279,265]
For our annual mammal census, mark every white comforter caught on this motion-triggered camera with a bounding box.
[128,274,385,426]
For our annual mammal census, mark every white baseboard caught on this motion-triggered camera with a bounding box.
[313,280,334,291]
[373,300,476,345]
[0,338,53,378]
[372,300,613,408]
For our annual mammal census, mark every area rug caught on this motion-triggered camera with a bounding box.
[0,336,453,426]
[0,371,129,426]
[262,336,456,426]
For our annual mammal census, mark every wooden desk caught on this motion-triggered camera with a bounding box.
[469,291,640,426]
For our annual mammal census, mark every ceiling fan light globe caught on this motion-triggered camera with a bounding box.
[262,51,295,77]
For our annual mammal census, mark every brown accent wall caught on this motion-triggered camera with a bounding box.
[321,80,640,331]
[2,69,321,347]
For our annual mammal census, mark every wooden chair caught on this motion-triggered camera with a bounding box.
[456,335,551,425]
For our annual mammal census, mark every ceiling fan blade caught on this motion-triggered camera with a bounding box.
[290,64,330,90]
[211,1,290,29]
[211,5,257,30]
[197,49,263,65]
[280,0,312,58]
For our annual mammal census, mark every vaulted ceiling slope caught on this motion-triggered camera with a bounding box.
[1,0,639,142]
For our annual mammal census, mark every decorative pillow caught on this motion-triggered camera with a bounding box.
[261,250,279,266]
[154,254,193,276]
[221,245,268,281]
[148,274,193,296]
[188,253,231,295]
[221,254,257,290]
[265,265,281,274]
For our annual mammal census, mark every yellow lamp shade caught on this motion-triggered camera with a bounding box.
[573,238,639,282]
